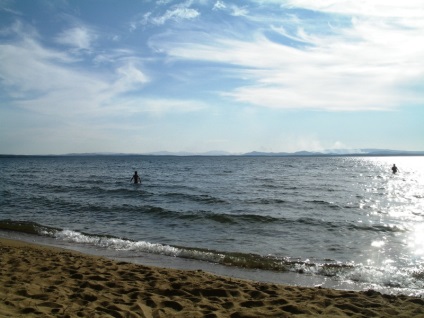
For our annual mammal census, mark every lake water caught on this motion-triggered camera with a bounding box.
[1,155,423,296]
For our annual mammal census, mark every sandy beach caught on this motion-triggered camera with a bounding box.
[0,238,423,318]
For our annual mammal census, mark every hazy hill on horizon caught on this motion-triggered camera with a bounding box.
[1,149,424,157]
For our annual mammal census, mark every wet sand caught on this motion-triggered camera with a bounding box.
[1,238,423,317]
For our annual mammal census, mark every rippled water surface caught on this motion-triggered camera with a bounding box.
[1,155,423,295]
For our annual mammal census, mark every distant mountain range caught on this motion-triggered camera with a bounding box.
[1,149,423,157]
[69,149,423,156]
[242,149,424,156]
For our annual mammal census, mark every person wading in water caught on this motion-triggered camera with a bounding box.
[391,164,399,174]
[131,171,141,184]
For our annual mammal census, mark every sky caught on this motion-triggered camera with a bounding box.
[0,0,423,155]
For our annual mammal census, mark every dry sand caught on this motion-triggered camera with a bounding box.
[0,238,423,318]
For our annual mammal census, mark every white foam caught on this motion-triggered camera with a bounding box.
[343,263,424,292]
[53,229,225,262]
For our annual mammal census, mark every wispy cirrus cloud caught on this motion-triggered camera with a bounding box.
[0,24,203,119]
[150,7,200,25]
[56,26,96,52]
[149,0,424,111]
[282,0,424,19]
[213,1,248,17]
[133,1,200,28]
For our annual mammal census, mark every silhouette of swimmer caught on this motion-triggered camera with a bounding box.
[131,171,141,184]
[391,164,398,174]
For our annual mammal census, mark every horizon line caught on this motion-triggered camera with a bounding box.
[1,148,424,157]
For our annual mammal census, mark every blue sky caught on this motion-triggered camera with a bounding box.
[1,0,423,154]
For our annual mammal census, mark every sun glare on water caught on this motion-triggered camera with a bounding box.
[363,157,424,261]
[408,223,424,258]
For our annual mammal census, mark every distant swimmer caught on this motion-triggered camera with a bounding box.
[391,164,398,174]
[131,171,141,184]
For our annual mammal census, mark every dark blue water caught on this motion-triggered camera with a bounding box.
[1,155,423,296]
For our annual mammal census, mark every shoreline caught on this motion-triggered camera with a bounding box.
[1,237,423,317]
[0,230,376,294]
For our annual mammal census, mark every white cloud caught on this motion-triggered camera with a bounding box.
[150,1,424,111]
[212,1,248,17]
[56,26,95,52]
[213,1,226,11]
[112,62,150,94]
[0,31,203,118]
[230,5,248,17]
[144,2,200,26]
[0,38,84,98]
[282,0,424,19]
